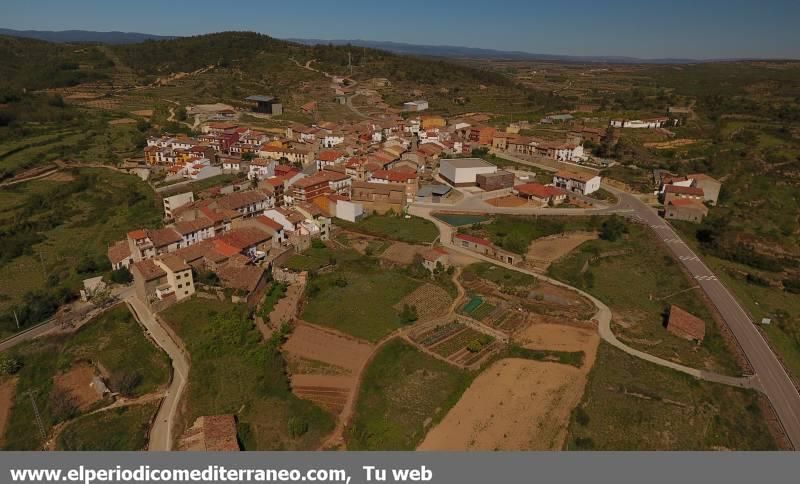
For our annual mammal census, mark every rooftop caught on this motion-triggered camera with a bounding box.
[440,158,495,169]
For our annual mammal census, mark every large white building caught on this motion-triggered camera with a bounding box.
[438,158,498,187]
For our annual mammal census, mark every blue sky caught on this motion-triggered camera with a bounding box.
[2,0,798,59]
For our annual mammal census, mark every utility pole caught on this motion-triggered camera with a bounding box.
[38,252,47,279]
[26,391,47,443]
[13,310,20,329]
[348,52,353,77]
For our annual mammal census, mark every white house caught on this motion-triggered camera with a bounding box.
[552,170,602,195]
[403,100,429,112]
[248,158,277,181]
[322,133,345,148]
[609,117,670,129]
[333,198,364,223]
[162,192,195,219]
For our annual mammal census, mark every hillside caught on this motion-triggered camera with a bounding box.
[0,28,175,44]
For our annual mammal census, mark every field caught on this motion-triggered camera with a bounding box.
[336,214,438,244]
[394,283,452,321]
[56,402,159,451]
[0,168,162,334]
[301,254,423,342]
[419,323,597,450]
[283,323,373,415]
[379,242,426,265]
[524,232,598,272]
[0,305,169,450]
[566,343,777,450]
[548,223,741,375]
[161,297,334,450]
[461,215,604,254]
[345,338,472,450]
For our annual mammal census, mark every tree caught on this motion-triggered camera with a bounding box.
[399,304,418,324]
[0,357,22,375]
[110,267,133,284]
[600,215,627,242]
[242,152,255,162]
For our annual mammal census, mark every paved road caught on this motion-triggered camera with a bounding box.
[126,296,189,451]
[410,205,755,386]
[614,190,800,448]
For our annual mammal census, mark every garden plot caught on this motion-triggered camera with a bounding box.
[394,284,452,321]
[411,322,499,368]
[419,324,599,450]
[283,323,373,416]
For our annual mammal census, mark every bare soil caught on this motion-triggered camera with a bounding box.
[380,242,425,265]
[284,323,374,416]
[418,324,599,450]
[485,196,540,208]
[53,362,101,411]
[524,232,597,272]
[0,377,18,447]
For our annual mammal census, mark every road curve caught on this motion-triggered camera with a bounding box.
[126,296,190,451]
[611,189,800,449]
[410,206,757,390]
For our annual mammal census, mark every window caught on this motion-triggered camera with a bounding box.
[177,284,182,289]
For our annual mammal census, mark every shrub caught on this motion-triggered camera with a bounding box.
[600,215,627,241]
[110,267,133,284]
[0,357,23,375]
[287,417,309,438]
[574,407,590,426]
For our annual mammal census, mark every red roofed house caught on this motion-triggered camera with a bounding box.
[368,169,418,203]
[452,233,519,265]
[316,149,346,170]
[421,247,450,272]
[665,305,705,342]
[661,184,705,206]
[514,183,568,205]
[178,415,240,452]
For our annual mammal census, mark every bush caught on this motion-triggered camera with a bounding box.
[745,273,771,287]
[783,278,800,294]
[287,417,309,438]
[110,371,143,396]
[0,357,23,375]
[574,407,590,426]
[110,267,133,284]
[311,239,326,249]
[600,215,627,241]
[399,304,418,324]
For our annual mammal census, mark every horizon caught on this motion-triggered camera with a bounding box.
[1,0,799,60]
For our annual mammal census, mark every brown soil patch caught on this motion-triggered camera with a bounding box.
[108,117,137,126]
[0,377,18,446]
[394,284,452,321]
[131,109,154,118]
[419,324,599,450]
[284,324,373,373]
[284,324,373,416]
[524,232,597,272]
[42,171,76,182]
[380,242,425,265]
[53,363,101,411]
[485,195,539,208]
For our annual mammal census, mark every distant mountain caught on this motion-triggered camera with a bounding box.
[287,38,706,64]
[0,28,175,44]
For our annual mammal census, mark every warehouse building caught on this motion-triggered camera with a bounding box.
[438,158,498,187]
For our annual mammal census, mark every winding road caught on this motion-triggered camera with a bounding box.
[410,158,800,448]
[126,296,189,451]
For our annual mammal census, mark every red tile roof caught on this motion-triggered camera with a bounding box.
[317,150,344,162]
[127,229,147,240]
[455,233,492,247]
[255,215,283,231]
[664,184,704,196]
[371,169,417,183]
[555,170,596,183]
[422,247,448,262]
[108,240,131,264]
[515,183,565,199]
[667,305,706,341]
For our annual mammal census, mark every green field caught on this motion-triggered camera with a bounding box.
[0,305,169,450]
[161,297,334,450]
[301,254,422,342]
[432,213,490,227]
[56,402,159,451]
[548,223,741,375]
[463,262,537,289]
[337,214,438,244]
[0,168,162,334]
[566,343,776,450]
[465,215,603,254]
[346,338,472,450]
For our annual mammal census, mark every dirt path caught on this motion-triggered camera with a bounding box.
[410,206,757,390]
